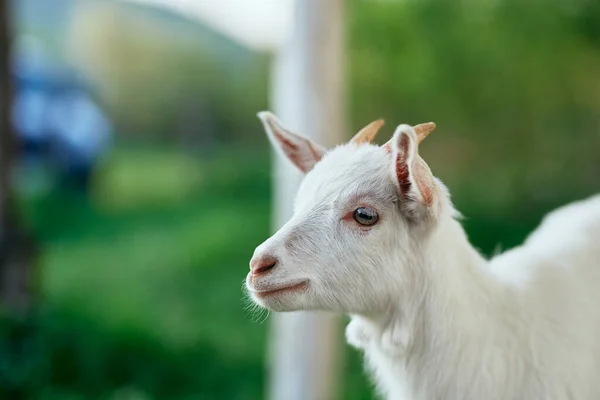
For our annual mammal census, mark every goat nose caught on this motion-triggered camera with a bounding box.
[250,255,277,275]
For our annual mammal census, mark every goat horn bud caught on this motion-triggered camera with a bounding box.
[414,122,436,143]
[350,119,385,145]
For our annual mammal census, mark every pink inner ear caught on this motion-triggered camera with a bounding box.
[395,135,412,195]
[393,135,434,206]
[396,153,411,195]
[272,128,321,173]
[272,128,299,152]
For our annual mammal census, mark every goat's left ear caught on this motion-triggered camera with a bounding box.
[258,111,326,173]
[390,125,439,222]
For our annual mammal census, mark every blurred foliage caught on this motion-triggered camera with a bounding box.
[67,1,270,143]
[4,148,273,399]
[3,0,600,398]
[350,0,600,221]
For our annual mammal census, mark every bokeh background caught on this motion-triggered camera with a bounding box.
[2,0,600,398]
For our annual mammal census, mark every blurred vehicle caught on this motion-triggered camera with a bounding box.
[11,35,112,193]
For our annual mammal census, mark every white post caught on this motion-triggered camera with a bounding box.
[268,1,345,400]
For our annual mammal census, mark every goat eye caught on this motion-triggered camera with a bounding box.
[353,207,379,226]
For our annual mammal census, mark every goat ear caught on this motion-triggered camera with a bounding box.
[390,125,439,221]
[258,111,326,173]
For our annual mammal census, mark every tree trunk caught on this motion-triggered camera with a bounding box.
[0,0,36,318]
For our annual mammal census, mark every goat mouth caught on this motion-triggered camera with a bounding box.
[252,281,308,298]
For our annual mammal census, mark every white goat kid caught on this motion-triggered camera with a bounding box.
[245,111,600,400]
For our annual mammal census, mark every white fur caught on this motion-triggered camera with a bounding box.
[247,114,600,400]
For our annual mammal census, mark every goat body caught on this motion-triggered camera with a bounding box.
[347,194,600,400]
[246,112,600,400]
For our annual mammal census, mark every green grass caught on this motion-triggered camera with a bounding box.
[8,147,280,399]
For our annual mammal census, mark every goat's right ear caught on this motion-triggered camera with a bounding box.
[258,111,326,173]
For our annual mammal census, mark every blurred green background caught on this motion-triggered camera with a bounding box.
[3,0,600,398]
